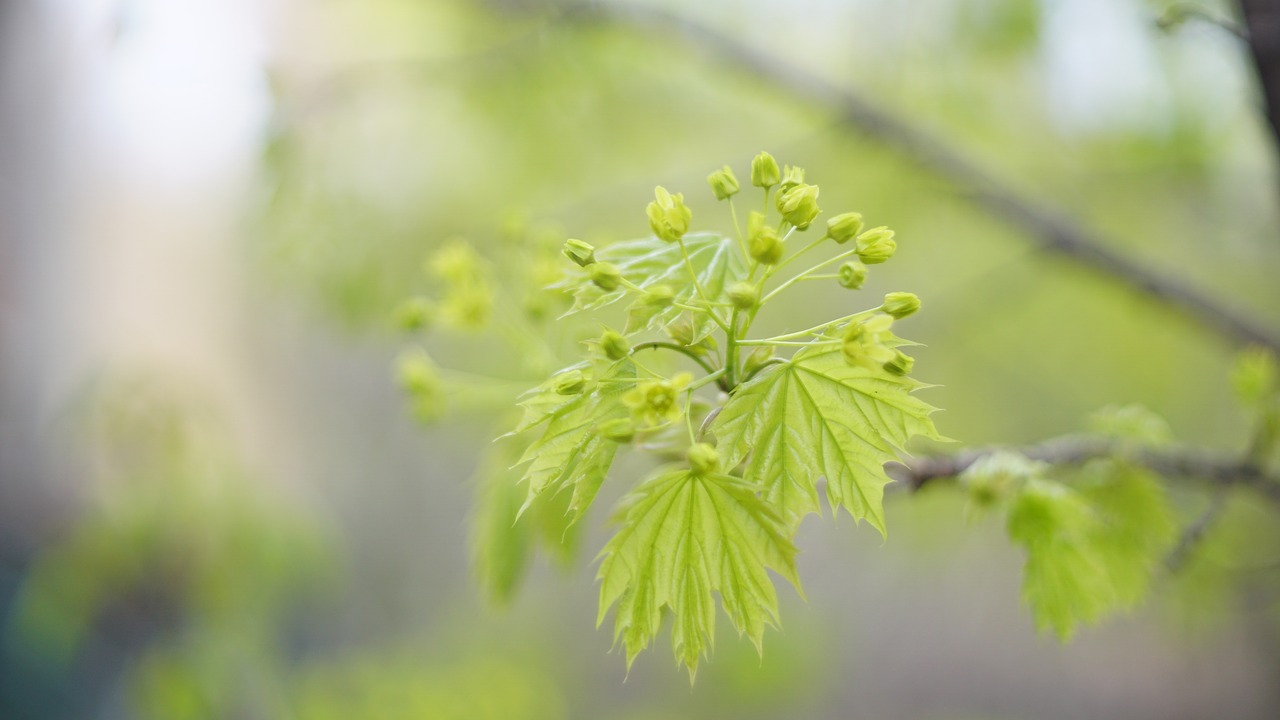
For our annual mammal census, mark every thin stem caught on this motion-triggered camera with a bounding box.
[632,341,720,377]
[724,308,741,388]
[761,310,869,342]
[737,338,841,347]
[760,247,860,305]
[677,236,731,332]
[686,367,727,392]
[728,197,747,259]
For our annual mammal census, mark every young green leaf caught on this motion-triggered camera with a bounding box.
[712,342,943,533]
[1075,460,1176,608]
[596,467,801,680]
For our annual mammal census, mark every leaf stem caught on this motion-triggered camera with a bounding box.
[677,237,731,332]
[760,247,860,305]
[632,341,722,380]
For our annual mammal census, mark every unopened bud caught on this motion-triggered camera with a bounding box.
[751,151,780,188]
[667,316,696,346]
[776,183,821,230]
[837,261,868,290]
[727,281,759,310]
[743,345,776,377]
[825,212,864,244]
[598,418,636,443]
[589,261,623,291]
[749,225,784,265]
[855,227,896,264]
[883,349,915,376]
[706,165,740,200]
[643,284,675,307]
[554,369,587,395]
[600,329,631,360]
[562,238,596,267]
[686,443,721,475]
[882,291,920,319]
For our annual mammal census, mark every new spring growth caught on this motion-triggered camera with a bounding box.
[883,349,915,377]
[397,352,445,422]
[554,369,588,395]
[881,292,921,319]
[743,345,775,377]
[727,281,759,311]
[647,186,692,243]
[838,261,868,290]
[841,314,896,370]
[598,418,636,443]
[748,211,784,264]
[686,443,721,475]
[751,151,780,188]
[707,165,740,200]
[643,284,675,307]
[600,329,631,361]
[563,238,596,267]
[777,183,821,229]
[855,227,896,264]
[825,212,864,244]
[623,373,692,426]
[589,262,623,291]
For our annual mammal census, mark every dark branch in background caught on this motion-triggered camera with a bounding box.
[562,2,1280,352]
[885,437,1280,507]
[1240,0,1280,155]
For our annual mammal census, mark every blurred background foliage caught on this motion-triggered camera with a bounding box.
[4,0,1280,717]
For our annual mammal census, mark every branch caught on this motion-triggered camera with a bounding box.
[565,2,1280,352]
[885,436,1280,508]
[1240,0,1280,154]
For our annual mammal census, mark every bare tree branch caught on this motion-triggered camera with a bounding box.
[566,2,1280,352]
[885,436,1280,508]
[1240,0,1280,153]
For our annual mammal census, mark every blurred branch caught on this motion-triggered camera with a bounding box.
[1165,485,1229,571]
[1157,4,1249,40]
[886,436,1280,507]
[1240,0,1280,154]
[562,2,1280,352]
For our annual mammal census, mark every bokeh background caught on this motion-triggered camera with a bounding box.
[3,0,1280,718]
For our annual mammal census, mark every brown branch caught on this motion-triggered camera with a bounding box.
[885,436,1280,508]
[1240,0,1280,154]
[565,2,1280,352]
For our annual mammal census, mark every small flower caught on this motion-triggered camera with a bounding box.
[622,373,692,427]
[600,328,631,361]
[837,261,868,290]
[554,369,588,395]
[395,297,435,331]
[706,165,740,200]
[562,238,596,267]
[686,443,721,475]
[748,213,784,265]
[776,183,821,229]
[589,262,623,291]
[825,212,864,244]
[643,284,676,307]
[882,349,915,376]
[751,152,780,188]
[598,418,636,443]
[646,186,692,243]
[855,227,896,264]
[743,345,776,377]
[881,291,920,319]
[778,165,806,192]
[727,281,759,311]
[841,314,896,370]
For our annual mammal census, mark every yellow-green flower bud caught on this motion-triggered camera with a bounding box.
[600,329,631,360]
[882,291,920,319]
[395,297,435,331]
[751,151,780,188]
[841,314,896,370]
[554,369,587,395]
[749,225,784,265]
[727,281,759,310]
[428,239,481,282]
[883,349,915,376]
[598,418,636,443]
[776,183,821,230]
[743,345,776,377]
[622,373,692,426]
[706,165,740,200]
[825,212,864,244]
[667,316,696,346]
[686,442,721,475]
[646,186,692,244]
[837,261,868,290]
[562,238,596,267]
[644,284,675,307]
[589,261,623,291]
[779,165,805,192]
[855,227,896,264]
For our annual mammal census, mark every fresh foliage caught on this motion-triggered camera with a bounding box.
[401,153,943,678]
